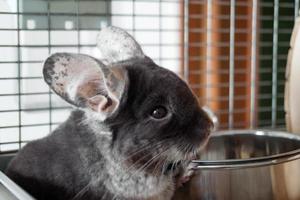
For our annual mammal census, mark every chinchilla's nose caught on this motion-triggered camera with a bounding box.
[190,108,214,142]
[194,126,211,142]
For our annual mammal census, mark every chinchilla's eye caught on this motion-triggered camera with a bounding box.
[151,106,168,119]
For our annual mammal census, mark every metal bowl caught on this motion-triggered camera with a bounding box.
[173,130,300,200]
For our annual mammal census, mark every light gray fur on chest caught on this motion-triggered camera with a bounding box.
[81,115,175,200]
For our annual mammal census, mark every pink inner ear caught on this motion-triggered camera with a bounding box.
[87,95,117,114]
[87,95,108,112]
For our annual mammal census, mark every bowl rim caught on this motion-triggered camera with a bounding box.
[192,129,300,169]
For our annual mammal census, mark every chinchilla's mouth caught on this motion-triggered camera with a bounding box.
[164,161,182,174]
[162,147,201,174]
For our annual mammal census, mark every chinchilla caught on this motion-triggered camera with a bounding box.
[6,26,213,200]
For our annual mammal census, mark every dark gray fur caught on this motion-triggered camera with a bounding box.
[6,54,212,200]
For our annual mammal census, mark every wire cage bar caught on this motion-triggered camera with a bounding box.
[228,0,236,129]
[250,0,258,129]
[0,0,299,152]
[271,0,279,128]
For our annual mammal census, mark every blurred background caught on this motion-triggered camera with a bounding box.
[0,0,298,152]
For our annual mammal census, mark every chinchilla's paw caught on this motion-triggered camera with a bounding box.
[176,162,198,188]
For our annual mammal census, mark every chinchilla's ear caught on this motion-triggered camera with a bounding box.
[97,26,145,64]
[43,53,127,120]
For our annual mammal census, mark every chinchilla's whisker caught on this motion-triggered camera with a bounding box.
[127,145,171,179]
[152,142,181,178]
[124,150,160,175]
[160,157,169,180]
[170,148,181,174]
[134,145,172,179]
[121,137,171,161]
[100,190,108,200]
[122,137,175,171]
[110,195,115,200]
[120,139,167,163]
[72,175,107,200]
[140,145,171,172]
[71,182,92,200]
[153,149,169,180]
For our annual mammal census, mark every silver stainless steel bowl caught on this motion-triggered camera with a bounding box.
[173,130,300,200]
